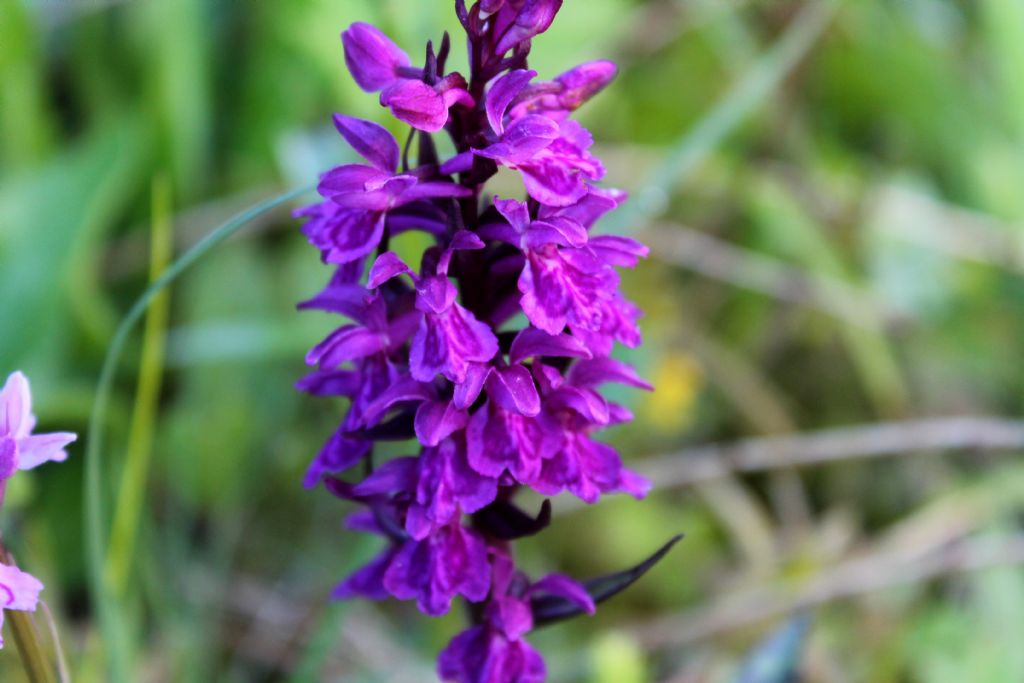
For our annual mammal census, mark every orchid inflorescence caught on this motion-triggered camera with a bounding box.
[296,1,677,679]
[0,371,75,648]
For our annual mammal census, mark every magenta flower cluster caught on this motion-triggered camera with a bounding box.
[0,372,75,646]
[296,2,668,679]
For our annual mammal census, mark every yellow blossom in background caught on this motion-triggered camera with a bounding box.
[591,631,647,683]
[643,352,704,434]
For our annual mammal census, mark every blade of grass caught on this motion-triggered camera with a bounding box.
[603,0,840,234]
[83,183,314,680]
[0,0,56,168]
[39,602,70,683]
[104,175,173,597]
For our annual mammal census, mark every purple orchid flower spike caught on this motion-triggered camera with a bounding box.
[0,371,75,649]
[299,3,678,680]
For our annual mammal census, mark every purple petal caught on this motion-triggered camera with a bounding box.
[548,386,609,425]
[554,60,617,111]
[438,627,490,683]
[494,197,531,233]
[588,235,649,268]
[344,509,387,535]
[396,180,473,204]
[368,252,413,289]
[361,377,433,426]
[342,22,410,92]
[444,304,500,382]
[318,164,389,198]
[486,365,541,417]
[381,80,448,132]
[297,282,369,319]
[487,69,537,135]
[439,151,475,175]
[305,325,385,368]
[302,208,385,265]
[524,216,588,249]
[353,456,419,497]
[495,0,564,55]
[569,357,652,390]
[453,363,491,409]
[478,221,522,246]
[476,115,559,166]
[436,73,475,113]
[445,448,499,515]
[492,595,534,640]
[519,160,588,207]
[618,467,652,499]
[449,230,486,252]
[0,372,31,439]
[16,432,76,470]
[386,308,421,351]
[332,114,400,173]
[383,523,490,615]
[509,328,591,364]
[332,548,396,601]
[0,563,43,611]
[414,401,469,447]
[542,188,621,228]
[410,316,448,382]
[0,439,16,481]
[416,276,458,314]
[407,440,497,539]
[518,252,572,335]
[303,428,371,487]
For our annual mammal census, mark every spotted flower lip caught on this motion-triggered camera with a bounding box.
[296,3,673,681]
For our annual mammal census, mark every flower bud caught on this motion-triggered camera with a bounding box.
[494,0,563,55]
[342,22,411,92]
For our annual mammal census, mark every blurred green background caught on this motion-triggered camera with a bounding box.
[3,0,1024,681]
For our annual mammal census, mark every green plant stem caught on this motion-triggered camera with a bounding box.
[83,184,314,681]
[104,175,173,598]
[7,611,56,683]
